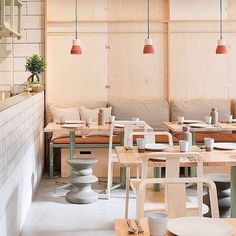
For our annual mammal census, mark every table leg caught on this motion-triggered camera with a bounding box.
[120,167,126,187]
[190,131,196,177]
[153,167,161,191]
[125,167,130,219]
[231,166,236,217]
[70,131,76,159]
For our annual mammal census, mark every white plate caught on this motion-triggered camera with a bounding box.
[183,120,203,124]
[189,123,210,128]
[145,143,170,151]
[167,217,235,236]
[214,142,236,150]
[114,124,125,128]
[61,124,83,128]
[65,120,84,124]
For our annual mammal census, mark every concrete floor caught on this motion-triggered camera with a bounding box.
[20,178,136,236]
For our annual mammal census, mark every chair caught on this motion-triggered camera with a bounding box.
[128,131,174,178]
[131,152,219,219]
[106,120,149,198]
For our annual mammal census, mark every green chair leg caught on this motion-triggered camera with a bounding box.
[49,142,54,178]
[153,167,161,191]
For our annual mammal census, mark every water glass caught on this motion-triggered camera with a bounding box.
[177,116,184,124]
[136,138,146,153]
[148,211,168,236]
[85,117,92,127]
[226,115,233,124]
[179,140,189,152]
[205,116,212,124]
[109,115,115,123]
[132,117,140,122]
[204,138,214,152]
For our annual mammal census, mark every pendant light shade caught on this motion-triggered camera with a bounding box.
[71,39,82,54]
[143,38,154,54]
[216,39,227,54]
[71,0,82,55]
[216,0,227,54]
[143,0,154,54]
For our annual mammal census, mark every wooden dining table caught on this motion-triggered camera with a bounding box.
[114,218,236,236]
[162,121,236,144]
[115,145,236,218]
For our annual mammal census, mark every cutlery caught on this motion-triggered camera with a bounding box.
[135,219,144,234]
[126,219,137,234]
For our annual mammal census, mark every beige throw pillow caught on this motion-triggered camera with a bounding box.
[51,106,81,123]
[79,106,112,122]
[50,106,81,140]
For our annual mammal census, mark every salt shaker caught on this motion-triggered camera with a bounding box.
[180,125,192,152]
[98,108,105,126]
[210,108,219,127]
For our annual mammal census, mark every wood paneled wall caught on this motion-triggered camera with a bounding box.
[45,0,236,106]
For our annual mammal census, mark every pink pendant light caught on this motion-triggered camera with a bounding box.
[216,0,227,54]
[71,0,82,55]
[143,0,154,54]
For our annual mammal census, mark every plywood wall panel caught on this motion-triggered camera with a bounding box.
[47,0,107,21]
[46,35,107,105]
[108,0,164,21]
[170,0,228,20]
[169,33,229,100]
[107,33,167,101]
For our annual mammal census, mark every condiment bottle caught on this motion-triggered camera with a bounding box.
[98,109,105,125]
[210,108,219,127]
[180,125,192,151]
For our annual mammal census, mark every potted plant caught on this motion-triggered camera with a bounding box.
[25,54,46,92]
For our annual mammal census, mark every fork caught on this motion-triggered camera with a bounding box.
[126,219,137,234]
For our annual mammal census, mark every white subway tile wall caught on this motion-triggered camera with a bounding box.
[0,92,44,236]
[0,0,45,86]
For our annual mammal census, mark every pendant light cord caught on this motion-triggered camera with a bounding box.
[75,0,78,39]
[220,0,223,39]
[147,0,150,39]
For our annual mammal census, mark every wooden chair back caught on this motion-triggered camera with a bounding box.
[137,152,207,218]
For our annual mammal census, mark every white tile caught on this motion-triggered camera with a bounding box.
[13,44,40,57]
[27,2,44,15]
[27,30,44,43]
[14,57,27,71]
[21,15,44,29]
[0,44,12,58]
[0,58,12,71]
[0,72,12,84]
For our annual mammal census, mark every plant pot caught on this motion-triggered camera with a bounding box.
[29,83,41,92]
[27,74,42,92]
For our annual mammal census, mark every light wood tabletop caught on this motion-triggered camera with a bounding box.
[44,122,111,133]
[44,122,153,133]
[115,218,236,236]
[162,121,236,133]
[116,146,236,168]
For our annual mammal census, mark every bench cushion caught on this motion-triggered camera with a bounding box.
[170,99,231,122]
[109,100,170,130]
[52,135,120,144]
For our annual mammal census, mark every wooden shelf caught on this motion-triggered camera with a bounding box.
[0,0,22,39]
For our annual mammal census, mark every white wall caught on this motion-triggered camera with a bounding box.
[0,0,45,88]
[0,92,44,236]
